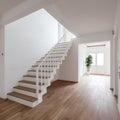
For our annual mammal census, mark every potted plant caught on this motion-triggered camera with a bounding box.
[85,55,93,74]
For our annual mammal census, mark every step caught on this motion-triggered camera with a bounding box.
[35,62,59,66]
[55,45,68,48]
[27,71,50,77]
[51,50,65,53]
[32,65,57,67]
[53,47,67,50]
[56,43,69,46]
[47,54,67,58]
[23,75,49,79]
[42,56,63,58]
[23,75,50,81]
[54,46,67,49]
[31,67,55,71]
[36,58,62,62]
[18,80,48,93]
[19,80,43,85]
[13,86,42,97]
[52,49,66,51]
[50,52,65,54]
[57,42,69,45]
[49,54,66,56]
[8,92,37,102]
[31,65,59,72]
[7,92,41,107]
[14,86,39,93]
[36,61,61,63]
[28,70,53,73]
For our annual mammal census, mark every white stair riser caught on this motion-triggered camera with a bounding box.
[7,95,42,107]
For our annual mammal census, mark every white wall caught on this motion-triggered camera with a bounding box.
[0,26,5,98]
[114,0,120,112]
[58,39,79,82]
[4,9,58,98]
[118,29,120,111]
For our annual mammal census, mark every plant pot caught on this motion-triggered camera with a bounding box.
[86,67,91,75]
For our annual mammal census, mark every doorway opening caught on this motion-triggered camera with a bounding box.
[78,41,110,88]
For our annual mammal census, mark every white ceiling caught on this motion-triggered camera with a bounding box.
[0,0,117,36]
[0,0,25,15]
[86,41,110,46]
[46,0,117,36]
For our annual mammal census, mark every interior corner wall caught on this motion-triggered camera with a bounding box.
[78,44,87,79]
[115,0,120,112]
[4,9,58,98]
[0,26,5,98]
[110,35,117,95]
[58,39,79,82]
[115,2,120,97]
[118,28,120,111]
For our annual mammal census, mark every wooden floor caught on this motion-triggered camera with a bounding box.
[0,75,120,120]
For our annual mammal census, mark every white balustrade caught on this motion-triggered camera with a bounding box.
[36,34,72,99]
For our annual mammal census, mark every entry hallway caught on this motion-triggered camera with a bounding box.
[0,75,120,120]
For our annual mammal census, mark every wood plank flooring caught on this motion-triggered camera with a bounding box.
[0,75,120,120]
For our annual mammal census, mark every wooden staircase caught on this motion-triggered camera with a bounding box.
[7,41,72,107]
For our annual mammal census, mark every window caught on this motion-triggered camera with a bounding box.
[89,53,96,65]
[97,53,104,66]
[89,52,104,66]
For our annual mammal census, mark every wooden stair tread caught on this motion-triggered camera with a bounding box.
[42,56,62,58]
[23,75,48,79]
[51,53,64,54]
[52,49,65,51]
[14,86,39,93]
[19,80,44,85]
[32,65,57,67]
[28,70,52,73]
[37,61,60,63]
[7,92,37,102]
